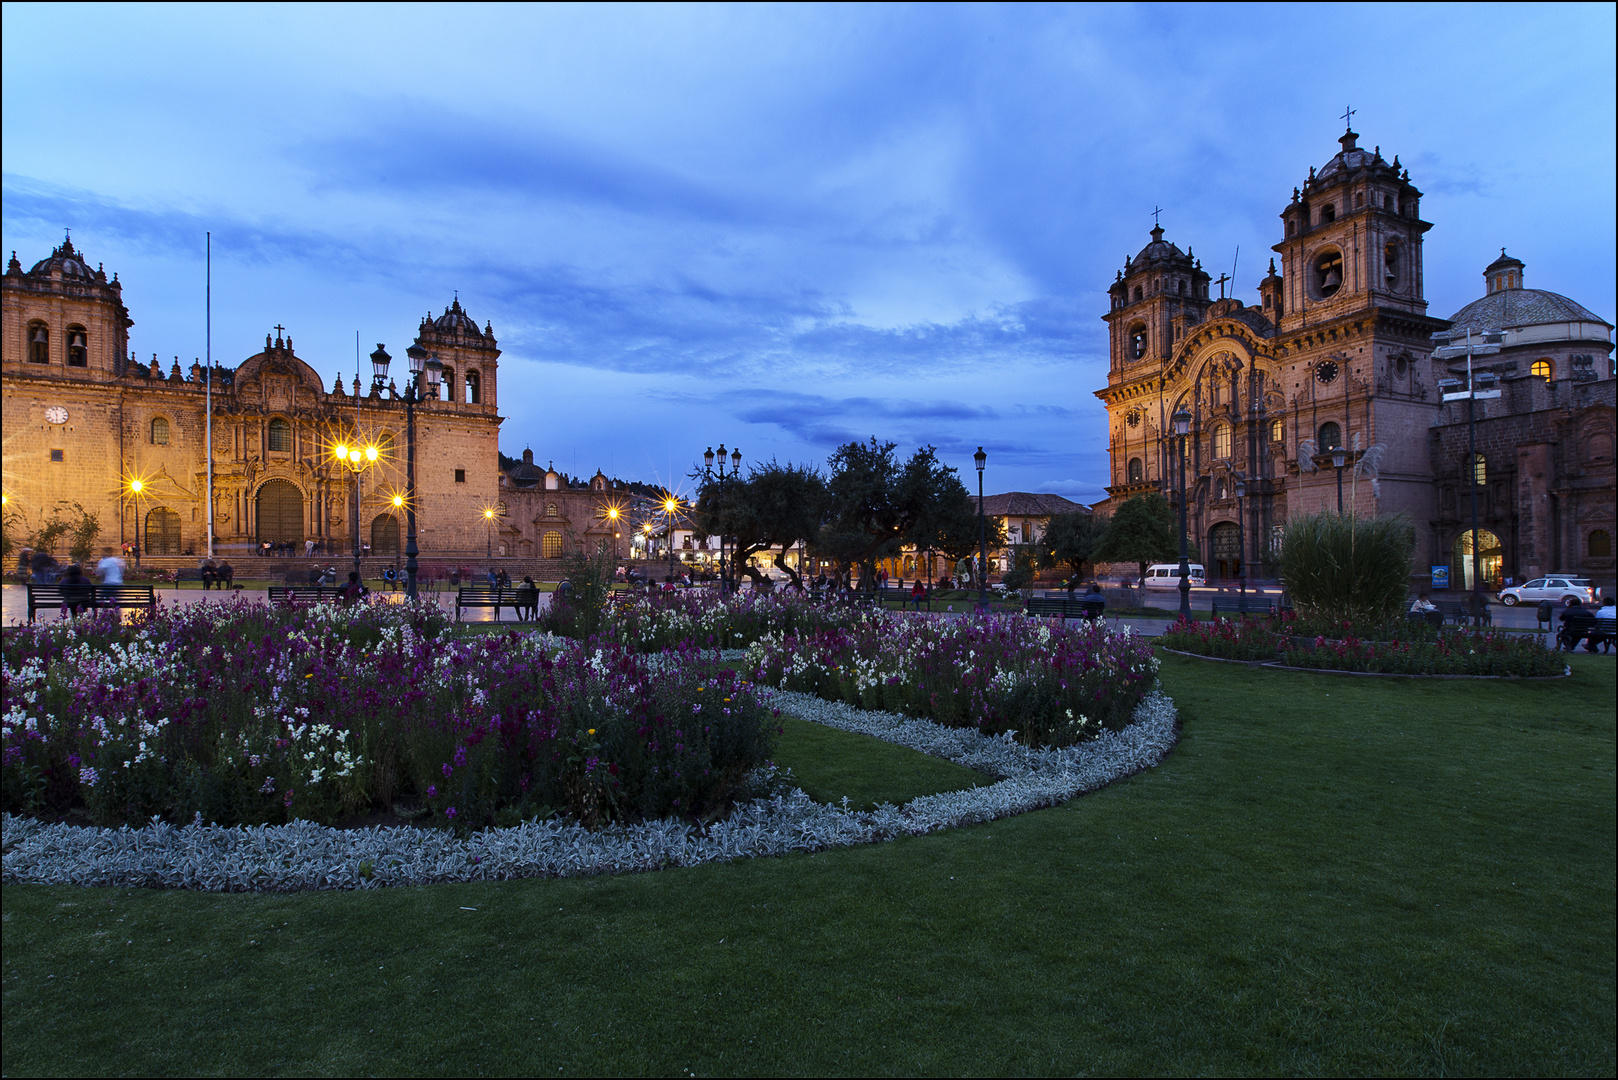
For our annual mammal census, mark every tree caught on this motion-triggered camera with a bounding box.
[1093,494,1178,586]
[65,502,102,564]
[1039,510,1106,583]
[693,461,827,590]
[824,439,972,592]
[927,493,1005,587]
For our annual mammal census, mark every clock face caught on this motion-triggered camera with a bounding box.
[44,406,68,424]
[1315,361,1339,385]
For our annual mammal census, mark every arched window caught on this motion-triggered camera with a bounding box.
[267,418,292,452]
[67,327,88,366]
[545,502,558,518]
[441,368,456,402]
[27,322,49,363]
[1315,250,1343,297]
[1127,458,1143,483]
[150,417,170,445]
[1129,324,1147,360]
[1211,422,1232,459]
[1530,359,1553,380]
[542,531,564,558]
[1589,530,1612,558]
[1269,418,1285,444]
[1317,422,1342,450]
[465,370,481,404]
[1470,453,1487,486]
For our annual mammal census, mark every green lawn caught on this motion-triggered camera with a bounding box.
[2,654,1612,1075]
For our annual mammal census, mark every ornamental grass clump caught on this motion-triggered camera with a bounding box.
[1279,511,1413,626]
[2,599,776,830]
[746,612,1157,747]
[1155,616,1279,660]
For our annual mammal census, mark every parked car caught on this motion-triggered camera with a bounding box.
[1497,577,1598,607]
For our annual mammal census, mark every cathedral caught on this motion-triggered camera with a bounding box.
[1094,128,1616,592]
[2,239,506,562]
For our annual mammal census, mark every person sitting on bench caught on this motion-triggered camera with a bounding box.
[1557,599,1598,652]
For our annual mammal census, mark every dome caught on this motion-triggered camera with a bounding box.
[1312,130,1396,186]
[1132,225,1190,266]
[1448,289,1608,335]
[430,297,483,336]
[508,447,545,488]
[27,237,102,281]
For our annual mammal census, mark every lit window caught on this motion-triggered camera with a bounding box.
[1530,359,1553,380]
[1270,418,1285,443]
[1471,453,1487,485]
[1212,422,1232,459]
[542,531,564,558]
[151,417,170,445]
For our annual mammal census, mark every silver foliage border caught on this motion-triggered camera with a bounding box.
[1,689,1178,893]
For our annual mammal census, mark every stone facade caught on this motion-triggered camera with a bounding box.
[3,239,506,560]
[1093,131,1616,592]
[496,449,637,562]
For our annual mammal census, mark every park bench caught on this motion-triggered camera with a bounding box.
[26,584,156,623]
[455,585,537,622]
[1210,595,1291,619]
[1025,595,1106,622]
[1594,615,1617,653]
[1433,599,1492,626]
[267,585,344,607]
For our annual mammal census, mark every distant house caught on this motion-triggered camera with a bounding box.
[974,492,1091,571]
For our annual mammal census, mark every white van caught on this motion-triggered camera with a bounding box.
[1141,563,1205,587]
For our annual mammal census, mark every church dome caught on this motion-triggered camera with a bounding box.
[430,297,483,336]
[1132,225,1189,266]
[1447,252,1610,335]
[28,237,102,281]
[508,447,545,489]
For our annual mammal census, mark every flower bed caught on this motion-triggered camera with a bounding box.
[0,690,1179,892]
[1154,616,1280,661]
[2,600,777,830]
[1275,631,1564,676]
[552,589,867,652]
[745,612,1157,746]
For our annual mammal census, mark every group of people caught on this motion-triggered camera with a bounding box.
[1410,591,1613,652]
[198,559,235,590]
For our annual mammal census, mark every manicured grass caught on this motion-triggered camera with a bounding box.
[774,714,987,809]
[2,655,1612,1075]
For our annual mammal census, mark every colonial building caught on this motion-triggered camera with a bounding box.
[1094,129,1616,592]
[497,449,636,561]
[3,238,505,560]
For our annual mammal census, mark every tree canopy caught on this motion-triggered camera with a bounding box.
[1093,494,1178,584]
[693,460,827,589]
[823,439,975,588]
[1039,510,1106,582]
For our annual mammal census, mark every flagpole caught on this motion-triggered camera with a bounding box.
[205,231,214,560]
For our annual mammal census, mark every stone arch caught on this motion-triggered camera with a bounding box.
[1452,528,1503,592]
[1209,520,1242,581]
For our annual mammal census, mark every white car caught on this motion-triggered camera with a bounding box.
[1497,577,1598,607]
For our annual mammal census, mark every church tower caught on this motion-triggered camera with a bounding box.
[1274,128,1431,330]
[407,297,501,412]
[1103,224,1213,374]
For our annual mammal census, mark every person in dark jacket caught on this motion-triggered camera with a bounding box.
[1557,599,1597,652]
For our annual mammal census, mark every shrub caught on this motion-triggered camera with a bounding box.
[1279,511,1413,625]
[1155,617,1279,660]
[1276,630,1564,677]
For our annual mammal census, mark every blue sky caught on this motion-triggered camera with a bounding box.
[4,3,1613,501]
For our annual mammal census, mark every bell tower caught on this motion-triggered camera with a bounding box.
[1274,128,1432,332]
[409,297,500,411]
[1103,223,1212,374]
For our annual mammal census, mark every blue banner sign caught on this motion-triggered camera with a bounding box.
[1430,565,1450,590]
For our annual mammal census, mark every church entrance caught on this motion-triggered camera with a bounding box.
[1452,528,1503,591]
[370,514,400,556]
[1210,521,1242,581]
[145,508,182,556]
[256,479,303,548]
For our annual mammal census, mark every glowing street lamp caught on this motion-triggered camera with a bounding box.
[127,478,146,565]
[333,438,381,581]
[483,506,497,559]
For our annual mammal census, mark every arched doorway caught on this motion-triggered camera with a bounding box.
[256,479,303,548]
[1452,528,1503,591]
[370,514,400,556]
[145,508,182,555]
[1209,521,1241,581]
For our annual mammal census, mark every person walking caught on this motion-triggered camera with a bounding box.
[96,548,126,586]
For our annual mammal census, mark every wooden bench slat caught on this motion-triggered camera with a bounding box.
[26,584,156,622]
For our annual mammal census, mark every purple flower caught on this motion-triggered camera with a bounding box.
[445,806,457,818]
[427,785,437,798]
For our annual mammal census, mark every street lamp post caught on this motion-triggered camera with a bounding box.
[1173,408,1192,623]
[128,479,144,566]
[974,446,988,611]
[664,495,680,583]
[375,344,441,599]
[703,444,742,592]
[332,440,380,583]
[1234,474,1247,604]
[1434,327,1504,624]
[1331,446,1347,514]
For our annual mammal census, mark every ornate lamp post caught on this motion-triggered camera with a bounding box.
[703,444,742,592]
[1433,327,1504,621]
[1172,407,1192,623]
[332,439,380,582]
[1234,473,1247,603]
[1331,445,1347,514]
[974,446,988,611]
[128,479,145,566]
[374,343,441,599]
[663,495,681,582]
